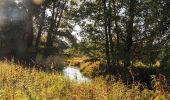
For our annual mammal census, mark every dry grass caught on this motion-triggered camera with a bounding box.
[67,57,100,76]
[0,61,169,100]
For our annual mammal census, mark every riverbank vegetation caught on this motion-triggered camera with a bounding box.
[0,0,170,99]
[0,61,169,99]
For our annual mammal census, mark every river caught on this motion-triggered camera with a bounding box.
[63,67,90,83]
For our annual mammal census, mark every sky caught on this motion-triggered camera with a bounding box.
[72,25,82,42]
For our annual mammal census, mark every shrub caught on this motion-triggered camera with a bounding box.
[35,54,65,71]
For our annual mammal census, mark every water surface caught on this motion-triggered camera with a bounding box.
[63,67,90,83]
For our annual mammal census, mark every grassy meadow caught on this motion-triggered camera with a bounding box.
[0,61,169,100]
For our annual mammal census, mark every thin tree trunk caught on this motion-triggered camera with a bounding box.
[52,1,67,41]
[35,3,47,53]
[112,0,120,68]
[103,0,111,72]
[108,0,115,73]
[44,1,66,57]
[124,0,135,68]
[44,1,56,57]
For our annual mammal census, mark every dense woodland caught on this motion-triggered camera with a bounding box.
[0,0,170,99]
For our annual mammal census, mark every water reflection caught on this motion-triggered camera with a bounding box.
[63,67,90,83]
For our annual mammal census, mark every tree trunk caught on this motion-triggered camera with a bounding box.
[112,0,120,68]
[52,1,67,42]
[35,3,47,53]
[103,0,111,72]
[44,1,66,57]
[108,0,115,73]
[124,0,135,68]
[44,1,56,57]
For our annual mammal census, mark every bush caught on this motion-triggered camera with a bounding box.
[35,54,65,71]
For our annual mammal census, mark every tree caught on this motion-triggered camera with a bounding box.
[35,1,47,53]
[124,0,135,68]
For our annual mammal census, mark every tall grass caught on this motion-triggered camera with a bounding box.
[0,61,169,99]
